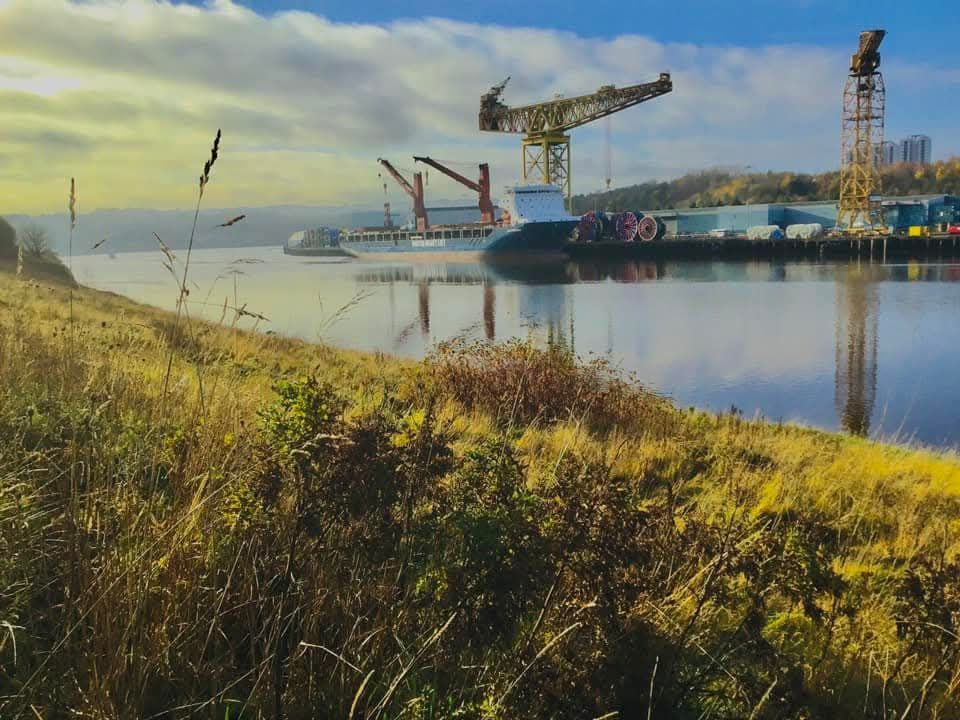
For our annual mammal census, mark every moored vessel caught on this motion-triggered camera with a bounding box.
[287,184,579,260]
[283,227,351,257]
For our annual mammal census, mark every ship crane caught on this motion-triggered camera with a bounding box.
[478,73,673,209]
[377,157,428,231]
[413,156,495,224]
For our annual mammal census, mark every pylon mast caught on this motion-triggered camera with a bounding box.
[478,73,672,210]
[838,30,886,231]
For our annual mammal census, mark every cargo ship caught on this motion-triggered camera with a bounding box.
[283,227,350,257]
[284,184,579,259]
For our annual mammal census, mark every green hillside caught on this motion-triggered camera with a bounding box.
[573,158,960,214]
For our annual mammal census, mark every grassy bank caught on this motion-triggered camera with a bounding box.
[1,269,960,719]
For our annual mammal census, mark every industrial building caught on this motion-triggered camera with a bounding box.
[644,194,958,237]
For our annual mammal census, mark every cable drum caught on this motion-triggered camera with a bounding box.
[615,212,638,242]
[596,212,612,240]
[637,215,659,242]
[577,211,599,242]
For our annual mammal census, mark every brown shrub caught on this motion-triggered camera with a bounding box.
[426,338,679,436]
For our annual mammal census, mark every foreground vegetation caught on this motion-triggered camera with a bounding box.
[1,271,960,719]
[574,158,960,213]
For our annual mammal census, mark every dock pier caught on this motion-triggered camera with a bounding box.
[565,233,960,261]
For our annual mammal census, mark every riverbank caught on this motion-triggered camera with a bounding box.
[2,269,960,718]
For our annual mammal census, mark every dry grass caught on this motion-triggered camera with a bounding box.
[2,269,960,719]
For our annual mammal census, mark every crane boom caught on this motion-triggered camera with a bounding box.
[413,156,479,192]
[413,156,495,224]
[378,157,414,196]
[479,73,672,136]
[378,157,428,231]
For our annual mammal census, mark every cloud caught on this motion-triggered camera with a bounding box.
[0,0,934,213]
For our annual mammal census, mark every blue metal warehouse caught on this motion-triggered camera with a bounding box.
[644,195,958,236]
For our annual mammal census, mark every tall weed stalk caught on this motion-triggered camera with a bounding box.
[160,129,221,406]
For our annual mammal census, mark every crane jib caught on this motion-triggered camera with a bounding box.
[478,74,672,135]
[476,72,673,212]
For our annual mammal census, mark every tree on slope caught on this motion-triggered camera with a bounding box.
[0,217,17,261]
[20,224,58,263]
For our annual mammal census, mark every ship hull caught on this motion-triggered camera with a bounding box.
[282,245,351,258]
[339,221,578,259]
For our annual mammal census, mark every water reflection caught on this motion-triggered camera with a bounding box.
[483,283,495,340]
[70,248,960,448]
[418,282,430,337]
[360,256,944,441]
[834,268,879,435]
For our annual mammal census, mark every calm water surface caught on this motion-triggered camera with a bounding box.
[72,246,960,448]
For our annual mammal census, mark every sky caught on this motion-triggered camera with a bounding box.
[1,0,957,214]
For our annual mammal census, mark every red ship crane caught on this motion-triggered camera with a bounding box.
[377,157,428,231]
[413,156,495,225]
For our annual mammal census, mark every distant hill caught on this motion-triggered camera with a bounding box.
[2,206,401,257]
[572,158,960,214]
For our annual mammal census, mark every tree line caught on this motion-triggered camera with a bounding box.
[573,158,960,214]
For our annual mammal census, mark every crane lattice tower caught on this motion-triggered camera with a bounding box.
[838,30,886,231]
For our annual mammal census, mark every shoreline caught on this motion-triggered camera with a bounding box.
[44,260,960,452]
[3,265,955,454]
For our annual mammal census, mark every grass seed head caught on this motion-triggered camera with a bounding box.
[200,128,222,194]
[69,177,77,229]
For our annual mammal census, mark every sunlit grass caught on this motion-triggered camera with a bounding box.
[2,265,960,718]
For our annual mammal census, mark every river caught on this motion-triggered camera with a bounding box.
[72,246,960,449]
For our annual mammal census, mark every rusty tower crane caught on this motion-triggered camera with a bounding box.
[838,30,886,231]
[478,73,673,209]
[378,157,428,231]
[413,157,495,224]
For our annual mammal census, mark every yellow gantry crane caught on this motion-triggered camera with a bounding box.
[478,73,673,209]
[838,29,886,232]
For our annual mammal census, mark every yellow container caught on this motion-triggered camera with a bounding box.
[908,226,929,237]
